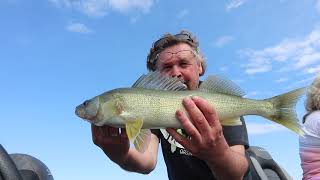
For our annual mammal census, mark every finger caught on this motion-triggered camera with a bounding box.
[98,126,119,141]
[103,126,122,144]
[191,97,224,141]
[120,128,128,138]
[108,127,120,137]
[91,124,98,136]
[166,128,192,151]
[109,127,129,144]
[91,124,99,142]
[176,109,201,143]
[91,125,113,145]
[119,128,129,143]
[191,96,219,127]
[182,97,210,133]
[99,125,111,136]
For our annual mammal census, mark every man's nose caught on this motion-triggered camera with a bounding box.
[170,66,182,78]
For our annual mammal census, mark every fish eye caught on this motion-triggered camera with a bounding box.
[83,100,90,106]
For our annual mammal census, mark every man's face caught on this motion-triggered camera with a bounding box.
[155,43,203,90]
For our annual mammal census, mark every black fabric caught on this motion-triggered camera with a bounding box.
[152,117,251,180]
[245,151,261,180]
[20,170,40,180]
[0,145,23,180]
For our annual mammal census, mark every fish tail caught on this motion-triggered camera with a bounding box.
[265,87,306,136]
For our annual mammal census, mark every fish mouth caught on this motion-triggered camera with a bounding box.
[75,104,96,122]
[75,98,100,124]
[75,105,88,119]
[75,105,84,118]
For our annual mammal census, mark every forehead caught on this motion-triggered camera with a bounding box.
[160,43,193,54]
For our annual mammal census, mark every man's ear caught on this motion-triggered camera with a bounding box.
[198,61,203,76]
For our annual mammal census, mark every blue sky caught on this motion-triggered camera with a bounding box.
[1,0,320,179]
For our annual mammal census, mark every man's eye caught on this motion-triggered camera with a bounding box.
[180,63,189,67]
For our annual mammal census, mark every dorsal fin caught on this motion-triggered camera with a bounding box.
[199,75,245,97]
[132,71,187,91]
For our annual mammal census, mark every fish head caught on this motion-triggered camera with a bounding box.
[98,91,127,127]
[75,96,100,123]
[75,90,125,126]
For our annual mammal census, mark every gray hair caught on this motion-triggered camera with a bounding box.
[304,75,320,122]
[146,30,207,76]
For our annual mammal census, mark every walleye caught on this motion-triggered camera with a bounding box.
[75,72,306,152]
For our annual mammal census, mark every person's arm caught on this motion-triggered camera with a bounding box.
[167,96,248,180]
[91,125,159,174]
[119,134,159,174]
[205,144,248,179]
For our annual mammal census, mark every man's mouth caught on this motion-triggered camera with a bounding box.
[179,80,188,89]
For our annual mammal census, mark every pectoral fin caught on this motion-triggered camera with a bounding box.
[125,118,143,140]
[133,129,151,153]
[125,118,151,153]
[221,117,243,126]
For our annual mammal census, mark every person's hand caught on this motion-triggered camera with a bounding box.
[91,125,130,164]
[167,96,229,161]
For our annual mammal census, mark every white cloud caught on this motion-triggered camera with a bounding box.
[245,64,272,75]
[226,0,247,11]
[49,0,154,17]
[233,79,245,84]
[66,23,92,34]
[219,66,228,72]
[244,91,261,98]
[286,76,315,90]
[240,26,320,75]
[214,36,234,47]
[305,65,320,74]
[177,9,189,19]
[109,0,153,13]
[247,123,286,135]
[243,91,259,98]
[275,78,288,83]
[243,90,276,99]
[295,52,320,69]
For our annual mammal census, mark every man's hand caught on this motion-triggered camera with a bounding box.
[91,125,160,174]
[167,96,229,160]
[91,125,130,165]
[167,96,248,179]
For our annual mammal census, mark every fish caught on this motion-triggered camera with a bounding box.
[75,71,306,152]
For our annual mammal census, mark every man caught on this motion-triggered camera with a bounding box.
[91,30,251,180]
